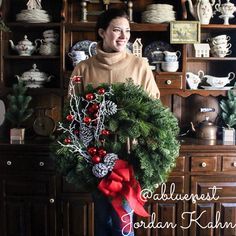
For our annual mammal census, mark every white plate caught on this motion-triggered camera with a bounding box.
[201,86,233,90]
[0,99,6,126]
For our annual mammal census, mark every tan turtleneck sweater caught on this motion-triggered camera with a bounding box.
[70,43,160,99]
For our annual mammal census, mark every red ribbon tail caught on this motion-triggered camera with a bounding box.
[124,181,149,217]
[111,197,134,232]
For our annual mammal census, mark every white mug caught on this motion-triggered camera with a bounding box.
[210,35,231,45]
[43,29,57,37]
[212,43,232,51]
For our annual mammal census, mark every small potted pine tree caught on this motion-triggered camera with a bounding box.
[219,89,236,143]
[5,81,33,142]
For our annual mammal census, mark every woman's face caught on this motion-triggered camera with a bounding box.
[99,17,130,53]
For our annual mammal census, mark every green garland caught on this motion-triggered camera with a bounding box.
[51,79,180,192]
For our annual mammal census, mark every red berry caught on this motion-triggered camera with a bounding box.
[64,138,71,144]
[101,129,110,136]
[92,155,101,164]
[72,75,81,83]
[74,130,79,135]
[83,116,92,124]
[87,147,97,155]
[85,93,94,101]
[98,148,107,157]
[93,113,98,118]
[66,114,74,121]
[87,106,94,113]
[98,88,105,94]
[92,103,99,110]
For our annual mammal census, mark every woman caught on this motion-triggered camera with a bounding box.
[71,8,160,99]
[70,8,160,236]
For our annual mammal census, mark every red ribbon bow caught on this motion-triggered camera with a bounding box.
[98,159,149,229]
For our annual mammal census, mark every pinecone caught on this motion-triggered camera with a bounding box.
[104,100,117,116]
[79,125,93,146]
[103,153,118,171]
[92,163,109,178]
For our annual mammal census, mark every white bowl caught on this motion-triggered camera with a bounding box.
[161,61,179,72]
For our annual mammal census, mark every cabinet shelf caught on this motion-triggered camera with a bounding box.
[65,22,169,32]
[161,89,227,97]
[7,22,61,28]
[65,22,236,33]
[201,24,236,30]
[4,55,60,60]
[187,57,236,62]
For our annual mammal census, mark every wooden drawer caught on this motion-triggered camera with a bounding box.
[190,156,217,172]
[191,176,236,198]
[222,156,236,171]
[155,74,182,89]
[0,156,55,172]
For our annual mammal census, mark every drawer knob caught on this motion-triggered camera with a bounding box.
[166,80,172,85]
[6,161,12,166]
[201,162,207,168]
[233,162,236,167]
[39,161,45,166]
[49,198,55,204]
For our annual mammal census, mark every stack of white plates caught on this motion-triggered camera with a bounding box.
[142,4,176,23]
[16,9,51,23]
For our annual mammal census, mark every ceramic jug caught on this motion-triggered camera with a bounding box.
[186,0,216,24]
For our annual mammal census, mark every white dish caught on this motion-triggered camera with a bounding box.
[201,86,233,90]
[0,99,6,126]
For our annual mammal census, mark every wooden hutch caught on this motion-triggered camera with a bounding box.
[0,0,236,235]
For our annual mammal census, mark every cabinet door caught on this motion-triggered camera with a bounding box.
[134,199,186,236]
[60,197,94,236]
[0,175,56,236]
[190,176,236,236]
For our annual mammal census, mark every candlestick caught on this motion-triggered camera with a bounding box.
[81,1,88,22]
[127,1,133,22]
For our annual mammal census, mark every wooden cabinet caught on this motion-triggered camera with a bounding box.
[0,143,57,236]
[1,142,236,236]
[1,0,236,236]
[1,0,236,134]
[183,144,236,236]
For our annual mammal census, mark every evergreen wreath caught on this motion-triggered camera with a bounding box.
[52,77,180,193]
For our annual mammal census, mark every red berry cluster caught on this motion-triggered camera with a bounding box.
[72,75,82,83]
[83,87,105,125]
[64,87,111,149]
[87,146,107,164]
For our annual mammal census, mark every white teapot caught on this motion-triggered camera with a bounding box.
[15,64,54,88]
[9,35,40,56]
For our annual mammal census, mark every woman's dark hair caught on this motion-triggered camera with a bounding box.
[96,8,129,41]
